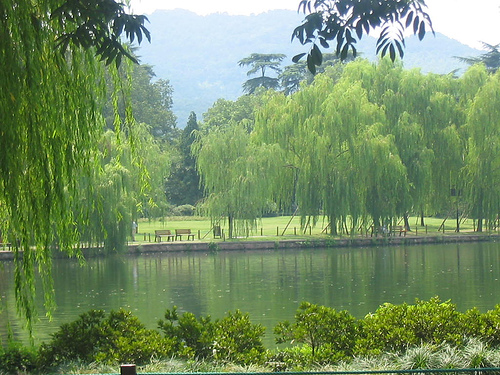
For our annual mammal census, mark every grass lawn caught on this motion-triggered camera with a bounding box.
[132,215,492,244]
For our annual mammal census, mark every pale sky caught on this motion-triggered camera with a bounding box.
[128,0,500,50]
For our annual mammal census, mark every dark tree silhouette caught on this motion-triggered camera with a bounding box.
[292,0,434,73]
[238,53,286,94]
[457,42,500,74]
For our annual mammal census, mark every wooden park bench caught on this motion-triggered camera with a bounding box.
[155,229,175,242]
[175,228,195,241]
[391,225,408,236]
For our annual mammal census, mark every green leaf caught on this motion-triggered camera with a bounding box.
[376,26,390,47]
[380,41,390,58]
[389,43,396,61]
[376,37,388,54]
[306,54,316,75]
[418,20,426,41]
[413,15,420,34]
[355,21,363,39]
[340,43,349,60]
[292,53,307,63]
[405,11,414,28]
[311,43,323,65]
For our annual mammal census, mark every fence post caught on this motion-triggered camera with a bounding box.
[121,364,136,375]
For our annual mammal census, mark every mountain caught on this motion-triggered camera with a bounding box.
[137,9,481,127]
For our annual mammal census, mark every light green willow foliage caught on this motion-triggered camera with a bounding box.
[78,123,164,252]
[463,71,500,231]
[193,124,287,238]
[196,60,500,236]
[343,59,465,221]
[253,68,407,233]
[0,0,139,330]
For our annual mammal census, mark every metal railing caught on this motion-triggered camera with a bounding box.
[118,365,500,375]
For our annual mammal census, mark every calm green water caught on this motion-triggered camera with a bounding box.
[2,241,500,347]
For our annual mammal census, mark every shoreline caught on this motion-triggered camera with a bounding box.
[1,233,499,261]
[125,233,500,254]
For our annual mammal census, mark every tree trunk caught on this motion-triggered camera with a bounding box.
[228,215,234,238]
[476,190,484,232]
[403,214,411,231]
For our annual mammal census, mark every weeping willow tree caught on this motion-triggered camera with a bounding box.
[252,67,409,234]
[463,70,500,232]
[78,122,169,252]
[193,123,287,238]
[339,59,467,227]
[0,0,149,332]
[195,60,499,237]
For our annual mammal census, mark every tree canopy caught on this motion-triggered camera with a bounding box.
[195,60,500,236]
[238,53,286,94]
[0,0,150,331]
[457,43,500,74]
[293,0,434,73]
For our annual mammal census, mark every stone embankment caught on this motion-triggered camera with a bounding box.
[1,233,499,260]
[125,233,498,254]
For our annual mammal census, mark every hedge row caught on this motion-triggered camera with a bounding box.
[3,297,500,373]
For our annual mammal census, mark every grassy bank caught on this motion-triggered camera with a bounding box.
[132,215,487,244]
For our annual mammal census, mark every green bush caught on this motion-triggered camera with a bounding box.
[274,301,358,363]
[472,305,500,346]
[170,204,196,216]
[159,307,266,365]
[38,309,107,367]
[0,341,38,374]
[158,306,214,359]
[357,297,466,355]
[39,309,174,368]
[15,297,500,371]
[212,310,266,365]
[96,310,174,364]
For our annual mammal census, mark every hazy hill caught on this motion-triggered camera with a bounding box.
[137,9,481,127]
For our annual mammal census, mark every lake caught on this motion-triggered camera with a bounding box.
[2,241,500,347]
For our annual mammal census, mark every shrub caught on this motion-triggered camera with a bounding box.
[211,310,266,365]
[159,307,265,365]
[158,306,214,359]
[39,309,174,368]
[274,301,358,363]
[170,204,196,216]
[357,297,465,355]
[472,305,500,346]
[38,309,107,366]
[0,342,38,374]
[96,310,174,364]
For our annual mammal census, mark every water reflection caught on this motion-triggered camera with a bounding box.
[2,242,500,346]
